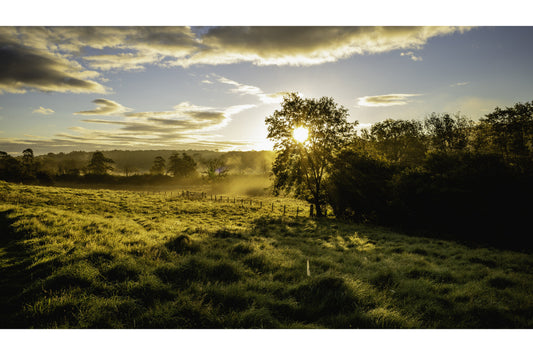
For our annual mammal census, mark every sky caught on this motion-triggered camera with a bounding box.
[1,13,533,155]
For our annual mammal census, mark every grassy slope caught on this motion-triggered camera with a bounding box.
[0,181,532,328]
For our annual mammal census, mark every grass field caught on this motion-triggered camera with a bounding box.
[1,181,532,328]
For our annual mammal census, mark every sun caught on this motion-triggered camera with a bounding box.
[293,126,309,143]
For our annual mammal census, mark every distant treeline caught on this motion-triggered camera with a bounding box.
[328,101,533,250]
[0,149,274,186]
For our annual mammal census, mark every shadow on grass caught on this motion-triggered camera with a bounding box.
[0,209,39,327]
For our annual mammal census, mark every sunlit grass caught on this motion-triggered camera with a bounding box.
[1,181,532,328]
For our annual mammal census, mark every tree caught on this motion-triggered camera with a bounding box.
[167,152,197,177]
[150,156,166,175]
[328,146,394,222]
[363,119,426,166]
[0,151,22,182]
[478,101,533,163]
[423,113,473,153]
[265,93,356,216]
[203,158,228,180]
[87,151,114,175]
[21,148,37,179]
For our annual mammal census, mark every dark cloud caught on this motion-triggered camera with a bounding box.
[175,26,470,66]
[1,27,471,86]
[0,43,107,94]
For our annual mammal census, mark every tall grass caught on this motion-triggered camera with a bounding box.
[1,181,532,328]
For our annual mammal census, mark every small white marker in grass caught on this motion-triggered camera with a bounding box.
[307,259,310,277]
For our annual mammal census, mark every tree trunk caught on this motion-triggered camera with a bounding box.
[315,199,322,217]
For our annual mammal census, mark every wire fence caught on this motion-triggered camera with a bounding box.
[138,189,329,218]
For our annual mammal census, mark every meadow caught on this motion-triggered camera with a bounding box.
[0,181,532,328]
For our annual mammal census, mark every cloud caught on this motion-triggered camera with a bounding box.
[357,94,422,107]
[32,106,55,115]
[1,91,260,153]
[213,74,288,104]
[450,82,470,87]
[73,99,255,146]
[74,99,132,116]
[0,27,472,94]
[173,26,469,67]
[0,40,108,94]
[400,51,423,61]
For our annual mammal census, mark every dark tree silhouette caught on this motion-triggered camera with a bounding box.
[424,113,473,153]
[21,148,37,179]
[478,101,533,164]
[265,93,356,216]
[361,119,426,166]
[150,156,166,175]
[87,151,114,175]
[167,153,197,177]
[0,151,22,182]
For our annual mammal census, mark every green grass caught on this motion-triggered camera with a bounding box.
[1,180,532,328]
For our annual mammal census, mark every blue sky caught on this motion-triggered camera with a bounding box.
[1,24,532,155]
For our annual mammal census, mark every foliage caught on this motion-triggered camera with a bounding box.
[361,118,426,166]
[203,158,229,180]
[423,112,474,153]
[330,101,533,250]
[477,101,533,166]
[150,156,166,175]
[86,151,114,175]
[265,93,356,216]
[167,153,197,178]
[328,147,395,223]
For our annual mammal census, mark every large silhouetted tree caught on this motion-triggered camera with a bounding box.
[265,93,356,216]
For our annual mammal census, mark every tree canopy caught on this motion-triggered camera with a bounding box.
[265,93,357,216]
[87,151,114,175]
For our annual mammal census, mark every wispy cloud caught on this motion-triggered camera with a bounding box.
[74,99,131,116]
[213,74,289,104]
[0,94,258,154]
[357,93,422,107]
[450,82,470,87]
[32,106,55,115]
